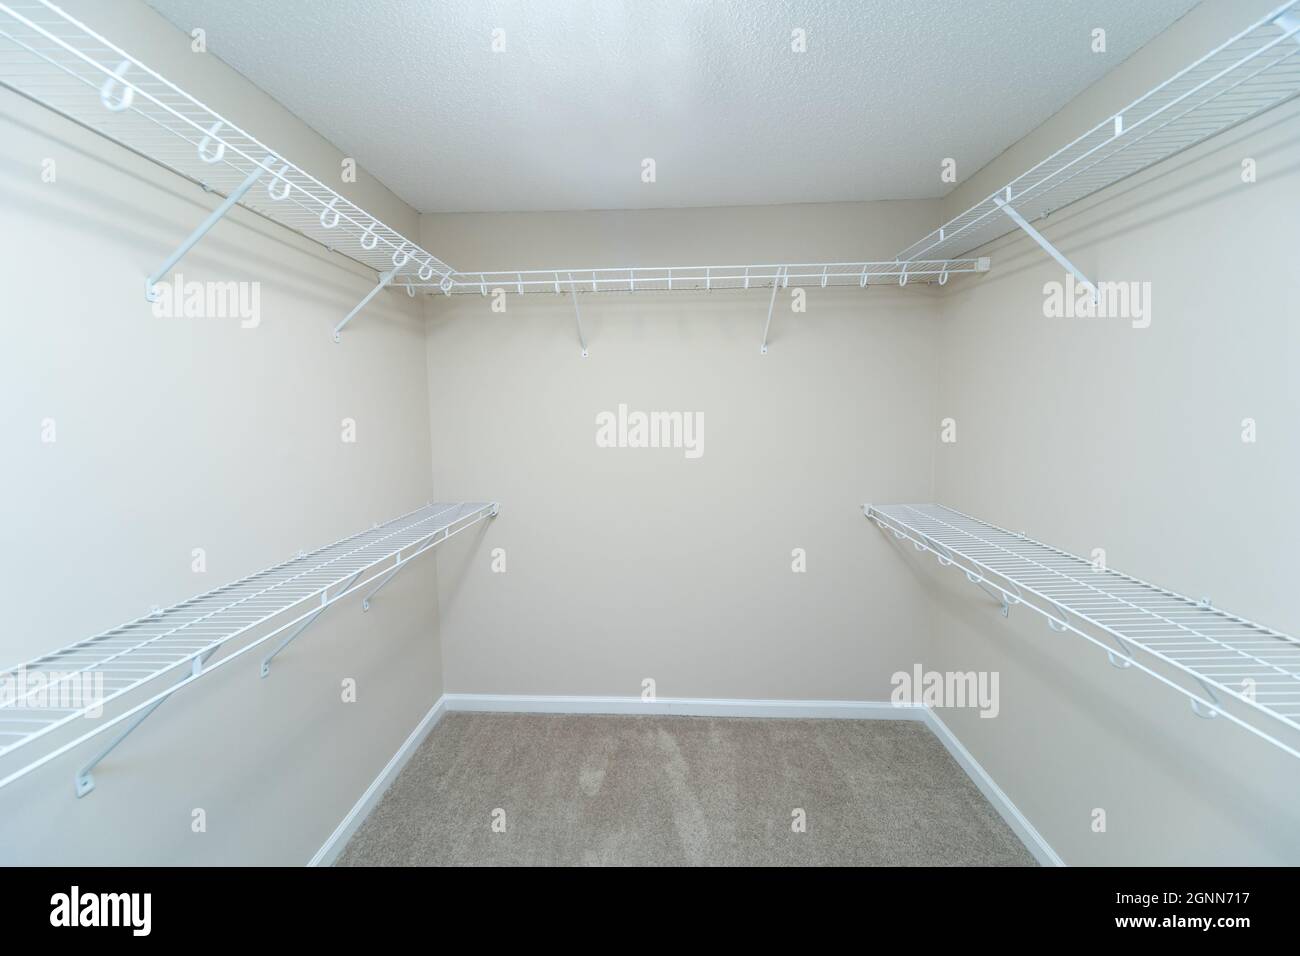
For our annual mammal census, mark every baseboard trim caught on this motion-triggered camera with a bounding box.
[307,694,449,867]
[318,692,1061,867]
[921,708,1064,867]
[441,693,926,720]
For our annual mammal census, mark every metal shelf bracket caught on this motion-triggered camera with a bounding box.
[760,266,785,354]
[568,273,588,357]
[332,265,397,343]
[74,648,214,797]
[965,570,1013,617]
[993,195,1098,301]
[260,570,364,677]
[145,155,273,301]
[1190,678,1223,719]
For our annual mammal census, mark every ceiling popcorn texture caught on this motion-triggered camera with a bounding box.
[146,0,1200,213]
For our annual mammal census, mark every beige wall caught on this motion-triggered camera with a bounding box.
[422,0,1300,865]
[5,0,1296,869]
[0,0,442,864]
[423,202,946,701]
[927,0,1300,864]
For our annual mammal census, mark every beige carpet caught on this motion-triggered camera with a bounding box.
[337,712,1036,866]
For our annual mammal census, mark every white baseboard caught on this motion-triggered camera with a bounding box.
[318,692,1060,867]
[307,694,448,867]
[442,693,926,720]
[921,708,1064,867]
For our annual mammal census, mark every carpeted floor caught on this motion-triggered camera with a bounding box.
[336,712,1036,866]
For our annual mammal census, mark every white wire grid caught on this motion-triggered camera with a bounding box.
[7,1,1300,303]
[425,259,989,296]
[0,1,989,305]
[0,501,496,789]
[897,0,1300,262]
[867,504,1300,760]
[0,0,456,285]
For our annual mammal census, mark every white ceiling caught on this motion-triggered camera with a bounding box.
[145,0,1200,213]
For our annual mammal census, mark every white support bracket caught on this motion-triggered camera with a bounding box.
[260,570,364,676]
[968,573,1012,617]
[74,649,213,797]
[1104,635,1136,670]
[993,195,1097,301]
[361,556,404,612]
[568,272,588,357]
[360,542,429,612]
[144,155,273,301]
[760,265,786,354]
[1190,678,1223,719]
[334,266,401,342]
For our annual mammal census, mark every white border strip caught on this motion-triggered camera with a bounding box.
[307,695,448,867]
[312,694,1060,867]
[920,708,1063,867]
[442,694,925,720]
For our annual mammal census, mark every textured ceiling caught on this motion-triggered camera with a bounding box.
[144,0,1200,213]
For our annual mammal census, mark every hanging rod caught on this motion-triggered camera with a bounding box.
[0,0,456,339]
[0,501,499,796]
[864,503,1300,762]
[414,259,990,296]
[896,0,1300,278]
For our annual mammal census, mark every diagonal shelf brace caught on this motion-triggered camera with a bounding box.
[75,648,215,797]
[992,197,1098,301]
[760,266,785,354]
[568,272,588,357]
[969,574,1012,617]
[334,266,401,342]
[361,556,407,612]
[144,155,273,302]
[260,569,365,676]
[362,537,436,611]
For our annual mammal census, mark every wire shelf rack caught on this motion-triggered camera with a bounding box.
[7,1,1300,330]
[0,0,456,289]
[0,501,498,795]
[897,0,1300,263]
[865,503,1300,761]
[0,0,988,330]
[426,259,990,296]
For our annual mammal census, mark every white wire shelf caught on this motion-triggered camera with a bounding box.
[897,1,1300,264]
[865,504,1300,761]
[0,0,455,321]
[0,501,498,796]
[423,259,990,296]
[0,0,988,347]
[7,0,1296,343]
